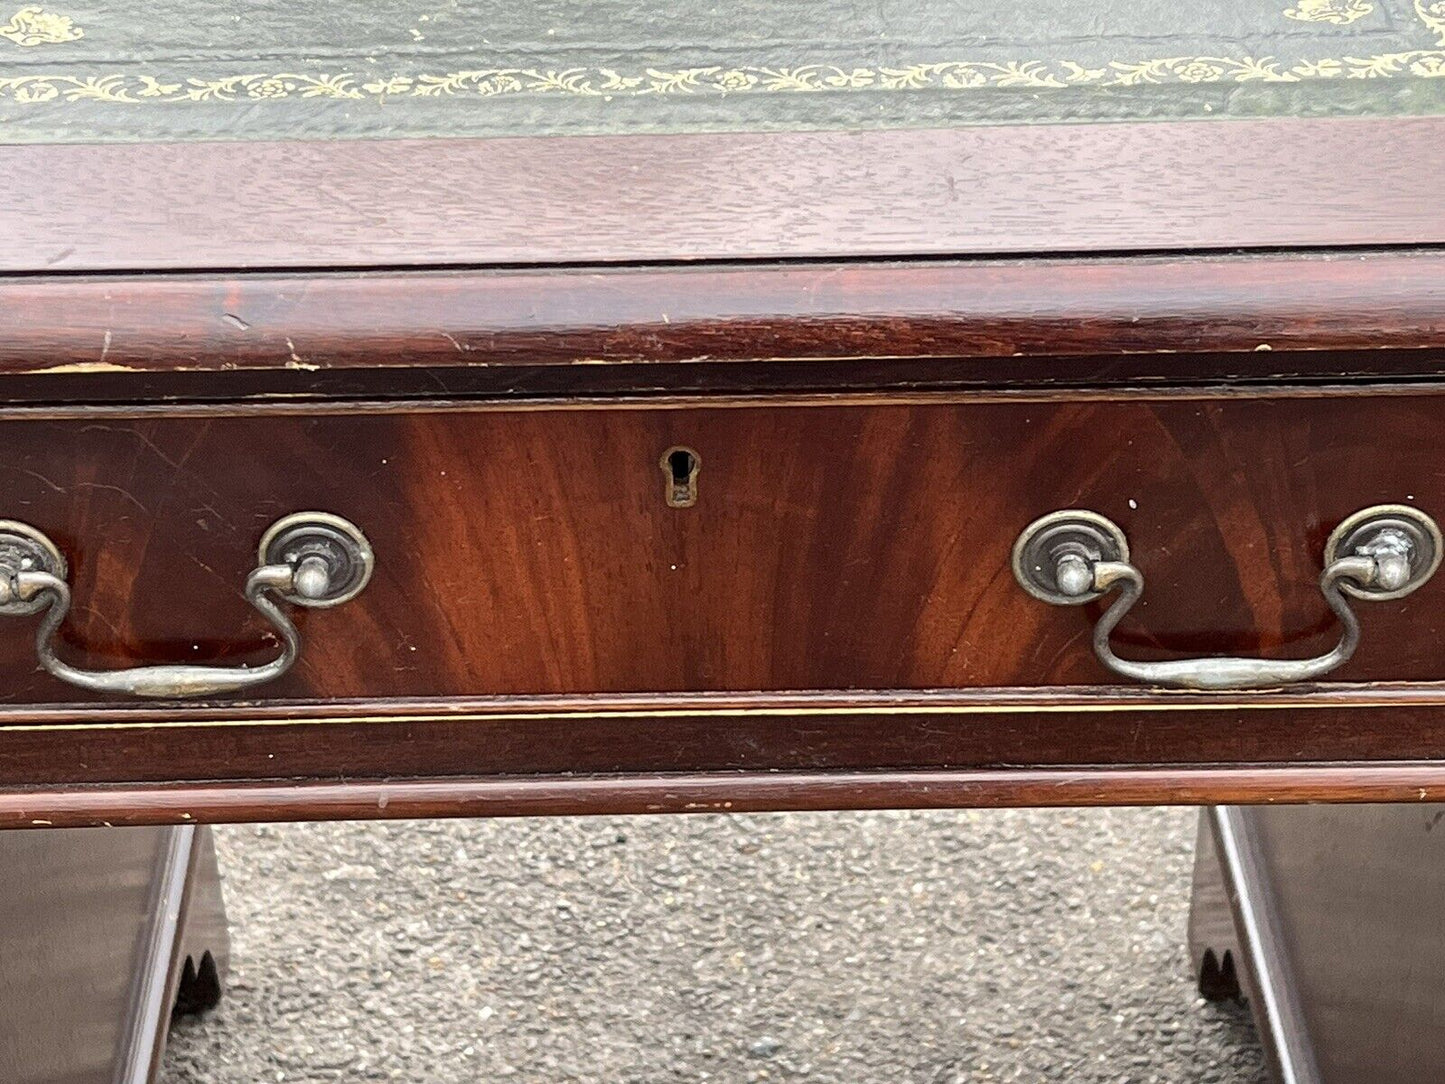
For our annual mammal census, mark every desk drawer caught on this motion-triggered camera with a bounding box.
[0,392,1441,705]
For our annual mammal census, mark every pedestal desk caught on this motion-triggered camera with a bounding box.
[4,1,1445,1079]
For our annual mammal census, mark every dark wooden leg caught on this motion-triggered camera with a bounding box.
[1189,804,1445,1084]
[1187,808,1322,1084]
[171,827,229,1018]
[1187,813,1244,1002]
[0,824,228,1084]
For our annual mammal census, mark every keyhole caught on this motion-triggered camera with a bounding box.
[661,446,700,508]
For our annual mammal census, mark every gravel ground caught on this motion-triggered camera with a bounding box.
[161,807,1265,1083]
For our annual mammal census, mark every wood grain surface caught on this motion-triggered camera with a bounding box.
[3,392,1444,705]
[5,764,1445,829]
[5,252,1445,384]
[2,118,1443,272]
[1,390,1444,805]
[7,112,1443,818]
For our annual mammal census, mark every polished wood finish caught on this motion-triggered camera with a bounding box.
[3,119,1444,272]
[8,692,1445,791]
[4,766,1445,830]
[5,252,1445,380]
[3,392,1444,705]
[0,825,228,1078]
[0,391,1444,804]
[6,117,1445,816]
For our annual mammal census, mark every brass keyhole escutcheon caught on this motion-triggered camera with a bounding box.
[661,446,700,508]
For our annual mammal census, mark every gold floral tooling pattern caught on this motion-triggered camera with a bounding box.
[0,5,80,46]
[1418,0,1445,41]
[1284,0,1375,23]
[1,5,1444,104]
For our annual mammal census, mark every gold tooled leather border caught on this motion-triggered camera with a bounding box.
[1,3,1443,104]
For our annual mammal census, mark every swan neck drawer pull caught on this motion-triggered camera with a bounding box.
[1012,504,1441,691]
[0,512,372,699]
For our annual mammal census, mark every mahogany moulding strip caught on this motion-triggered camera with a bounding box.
[4,251,1445,378]
[4,765,1445,829]
[2,118,1444,271]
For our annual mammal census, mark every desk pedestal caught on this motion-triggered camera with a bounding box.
[1190,805,1445,1084]
[0,826,228,1084]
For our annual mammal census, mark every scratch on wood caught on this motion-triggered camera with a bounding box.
[13,466,64,494]
[72,480,148,514]
[284,337,319,370]
[25,361,139,375]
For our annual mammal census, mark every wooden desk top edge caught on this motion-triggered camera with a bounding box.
[1,251,1443,387]
[6,765,1445,829]
[2,116,1442,273]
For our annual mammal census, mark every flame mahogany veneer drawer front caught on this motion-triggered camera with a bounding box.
[1,391,1443,706]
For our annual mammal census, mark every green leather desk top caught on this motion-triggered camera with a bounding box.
[2,0,1444,141]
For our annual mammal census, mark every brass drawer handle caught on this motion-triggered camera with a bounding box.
[1013,505,1441,691]
[0,512,372,699]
